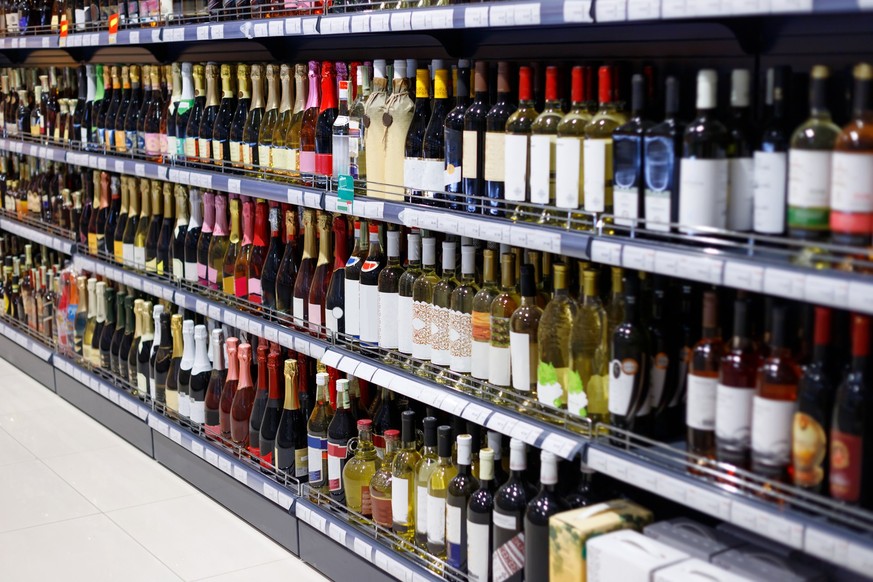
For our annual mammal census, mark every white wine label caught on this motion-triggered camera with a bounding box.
[326,305,341,334]
[607,358,639,416]
[420,158,446,193]
[492,508,517,530]
[359,284,380,345]
[830,151,873,212]
[613,186,639,227]
[344,279,360,337]
[489,344,511,387]
[471,338,489,380]
[271,147,289,171]
[484,132,506,182]
[678,157,728,231]
[427,494,446,545]
[412,300,431,361]
[416,485,429,535]
[292,297,305,327]
[378,292,399,349]
[529,134,554,205]
[715,383,754,444]
[555,137,583,209]
[449,311,472,374]
[327,441,348,492]
[403,157,424,191]
[391,477,409,523]
[583,138,610,212]
[504,134,529,202]
[184,261,198,283]
[137,372,147,395]
[753,150,788,234]
[295,449,308,478]
[190,400,205,424]
[172,258,184,281]
[430,305,451,366]
[397,295,414,355]
[133,246,146,270]
[307,435,325,483]
[446,503,462,546]
[166,136,177,159]
[178,391,190,418]
[229,141,242,164]
[185,137,198,159]
[258,145,272,170]
[123,244,135,267]
[751,396,796,466]
[199,138,212,162]
[645,189,672,231]
[509,331,533,392]
[462,130,479,179]
[468,520,490,582]
[686,373,718,430]
[728,157,755,231]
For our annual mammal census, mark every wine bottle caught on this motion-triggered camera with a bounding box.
[324,215,349,336]
[281,63,307,180]
[152,311,172,406]
[156,184,174,277]
[830,63,873,246]
[143,181,161,273]
[314,61,338,184]
[829,314,872,506]
[327,377,355,503]
[536,263,576,411]
[292,208,316,327]
[348,63,369,181]
[571,267,608,422]
[510,263,542,406]
[555,66,593,212]
[105,176,121,260]
[259,203,282,309]
[197,191,214,286]
[359,223,385,347]
[467,447,496,582]
[184,322,207,425]
[444,60,470,210]
[257,351,282,465]
[370,226,403,352]
[184,188,201,283]
[492,438,535,582]
[110,290,126,375]
[121,178,139,267]
[642,75,683,231]
[679,69,729,232]
[121,65,142,154]
[119,295,135,380]
[275,206,298,313]
[391,410,420,540]
[258,64,280,174]
[98,286,114,370]
[211,64,236,168]
[307,211,333,334]
[342,418,379,517]
[446,433,478,570]
[344,218,368,341]
[134,66,151,155]
[143,66,164,162]
[83,277,97,363]
[464,61,490,214]
[228,64,251,170]
[218,337,239,440]
[230,342,255,448]
[608,273,649,432]
[469,249,498,382]
[793,307,834,492]
[429,240,458,368]
[484,62,516,217]
[753,66,791,235]
[445,245,479,379]
[395,230,421,359]
[726,69,755,232]
[128,298,143,387]
[299,61,321,181]
[367,426,396,528]
[307,372,334,492]
[524,450,567,581]
[489,253,519,391]
[527,66,564,222]
[401,65,431,204]
[275,358,307,479]
[242,64,264,172]
[331,75,352,178]
[112,177,128,263]
[613,74,653,227]
[167,64,183,161]
[163,314,183,415]
[583,65,628,215]
[686,290,723,460]
[715,297,760,468]
[203,328,226,436]
[425,425,457,558]
[247,344,269,457]
[230,196,250,298]
[421,66,451,206]
[184,64,205,164]
[412,237,439,363]
[207,193,229,290]
[135,300,154,398]
[197,63,219,165]
[751,304,799,482]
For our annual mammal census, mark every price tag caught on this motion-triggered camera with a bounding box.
[805,274,849,308]
[196,26,209,40]
[210,24,224,39]
[686,486,731,520]
[309,511,326,533]
[262,482,280,504]
[303,191,321,209]
[268,20,284,36]
[660,0,687,17]
[487,412,518,435]
[353,537,372,561]
[248,321,263,339]
[227,178,241,194]
[462,402,493,425]
[848,280,873,314]
[656,473,689,504]
[157,166,168,181]
[730,502,804,549]
[353,362,378,382]
[169,428,183,446]
[373,551,390,572]
[277,491,293,510]
[653,249,683,276]
[438,394,467,417]
[134,163,145,177]
[287,188,303,205]
[321,16,350,34]
[723,262,764,292]
[763,268,806,301]
[478,221,510,244]
[285,17,302,34]
[205,449,219,467]
[320,350,342,368]
[363,201,384,219]
[264,325,279,344]
[770,0,813,12]
[387,558,413,581]
[208,305,222,321]
[514,226,562,253]
[328,523,347,545]
[162,286,174,302]
[622,245,656,272]
[293,337,310,357]
[804,528,850,564]
[278,331,294,349]
[232,464,247,485]
[390,11,412,30]
[190,441,205,458]
[351,14,370,32]
[337,356,360,376]
[590,240,623,266]
[224,310,238,329]
[677,255,723,285]
[511,422,543,446]
[218,456,233,475]
[391,377,423,401]
[848,541,873,574]
[194,300,207,316]
[370,12,391,31]
[253,22,268,37]
[372,369,396,390]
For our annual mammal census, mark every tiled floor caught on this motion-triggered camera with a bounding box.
[0,357,329,582]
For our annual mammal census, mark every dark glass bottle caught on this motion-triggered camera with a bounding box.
[218,337,239,440]
[247,198,269,305]
[247,344,270,459]
[420,66,452,207]
[184,64,206,164]
[467,447,497,582]
[99,286,115,370]
[613,74,654,228]
[444,61,470,211]
[291,209,316,326]
[275,358,307,479]
[524,451,567,582]
[135,65,152,155]
[726,69,755,233]
[196,191,214,286]
[123,65,143,154]
[258,351,282,466]
[642,75,684,232]
[165,314,183,416]
[118,294,135,381]
[112,177,128,263]
[327,378,356,503]
[211,64,237,168]
[189,324,212,427]
[647,276,676,439]
[753,65,791,237]
[228,64,251,171]
[324,215,349,337]
[156,184,174,277]
[403,68,431,204]
[357,222,385,347]
[274,205,298,314]
[446,433,479,571]
[184,189,202,284]
[172,186,189,281]
[114,66,132,153]
[203,328,226,437]
[198,63,220,166]
[608,273,650,433]
[177,320,194,421]
[484,62,517,217]
[259,204,283,310]
[153,311,172,406]
[492,438,536,581]
[463,61,489,214]
[144,182,162,274]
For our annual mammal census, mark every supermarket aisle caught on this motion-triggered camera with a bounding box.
[0,357,329,582]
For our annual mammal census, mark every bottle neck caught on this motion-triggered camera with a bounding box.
[283,369,300,410]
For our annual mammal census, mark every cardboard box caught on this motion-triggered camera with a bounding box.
[655,558,756,582]
[645,518,744,561]
[549,500,654,582]
[587,530,690,582]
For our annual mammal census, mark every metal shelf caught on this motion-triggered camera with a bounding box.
[0,213,77,255]
[0,0,857,52]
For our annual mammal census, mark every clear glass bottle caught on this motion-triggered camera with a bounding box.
[391,410,420,541]
[584,65,627,215]
[529,65,564,223]
[426,425,457,558]
[489,253,519,396]
[411,237,439,365]
[537,263,577,412]
[343,418,380,518]
[510,264,542,410]
[414,416,439,549]
[370,428,399,529]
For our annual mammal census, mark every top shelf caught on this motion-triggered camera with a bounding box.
[0,0,865,52]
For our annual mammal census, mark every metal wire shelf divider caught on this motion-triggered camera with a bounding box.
[0,207,78,242]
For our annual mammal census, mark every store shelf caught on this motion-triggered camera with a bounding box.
[0,317,54,386]
[0,215,76,255]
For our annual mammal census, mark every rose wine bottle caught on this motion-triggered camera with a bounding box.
[687,291,723,461]
[247,199,269,305]
[207,193,229,291]
[224,195,244,297]
[203,328,226,436]
[218,337,239,440]
[231,342,255,448]
[307,211,332,335]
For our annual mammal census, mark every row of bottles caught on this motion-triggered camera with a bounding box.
[3,59,873,243]
[0,235,63,337]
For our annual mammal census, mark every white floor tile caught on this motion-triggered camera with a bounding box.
[0,459,99,532]
[0,373,63,414]
[0,401,119,459]
[0,513,182,582]
[107,495,290,581]
[191,558,330,582]
[0,427,33,466]
[43,443,197,512]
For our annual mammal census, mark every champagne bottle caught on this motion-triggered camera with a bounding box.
[184,188,201,283]
[258,64,280,174]
[344,218,368,341]
[224,195,244,296]
[307,211,333,334]
[242,64,264,172]
[218,337,239,440]
[110,291,127,375]
[207,193,229,290]
[228,64,251,170]
[136,300,154,399]
[275,358,308,479]
[314,61,339,184]
[324,215,350,336]
[197,63,219,166]
[257,349,281,463]
[292,208,316,327]
[211,64,236,168]
[144,181,162,273]
[113,177,128,262]
[271,64,294,176]
[184,64,205,163]
[230,342,255,448]
[307,372,334,492]
[127,298,143,387]
[203,328,226,437]
[188,323,210,425]
[98,285,114,370]
[122,178,140,267]
[156,184,174,276]
[275,206,298,313]
[257,202,280,308]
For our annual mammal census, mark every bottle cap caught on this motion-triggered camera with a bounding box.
[316,371,329,386]
[461,245,476,276]
[696,69,718,110]
[437,425,453,457]
[423,416,438,446]
[442,241,456,271]
[479,448,495,481]
[540,451,558,485]
[457,434,472,465]
[509,437,526,471]
[401,410,415,442]
[357,418,372,430]
[730,69,750,107]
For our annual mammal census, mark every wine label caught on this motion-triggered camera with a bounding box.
[751,396,796,468]
[229,141,243,165]
[295,448,308,478]
[686,373,718,431]
[391,476,409,523]
[327,440,349,496]
[359,283,380,345]
[489,316,511,387]
[198,138,211,162]
[446,503,463,567]
[248,278,262,302]
[445,128,463,187]
[190,399,205,424]
[145,132,162,156]
[471,310,491,380]
[556,136,583,210]
[583,138,610,213]
[647,353,669,410]
[504,134,529,202]
[122,243,134,267]
[793,411,827,490]
[307,433,327,485]
[379,291,399,350]
[372,491,392,526]
[258,145,272,170]
[613,134,642,226]
[426,494,446,546]
[326,303,342,335]
[430,305,451,366]
[484,132,506,182]
[787,149,831,230]
[492,508,524,582]
[271,147,290,171]
[420,158,446,194]
[678,158,729,231]
[449,310,472,374]
[830,429,862,502]
[467,520,490,582]
[529,134,555,206]
[830,151,873,233]
[166,136,177,159]
[307,301,322,333]
[753,150,788,234]
[178,390,190,418]
[462,130,479,179]
[344,278,360,337]
[292,296,305,328]
[398,295,413,355]
[728,157,755,231]
[315,153,332,176]
[509,331,534,392]
[412,300,431,361]
[608,358,640,417]
[184,137,198,160]
[299,150,316,174]
[416,484,428,536]
[715,383,754,445]
[403,157,424,192]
